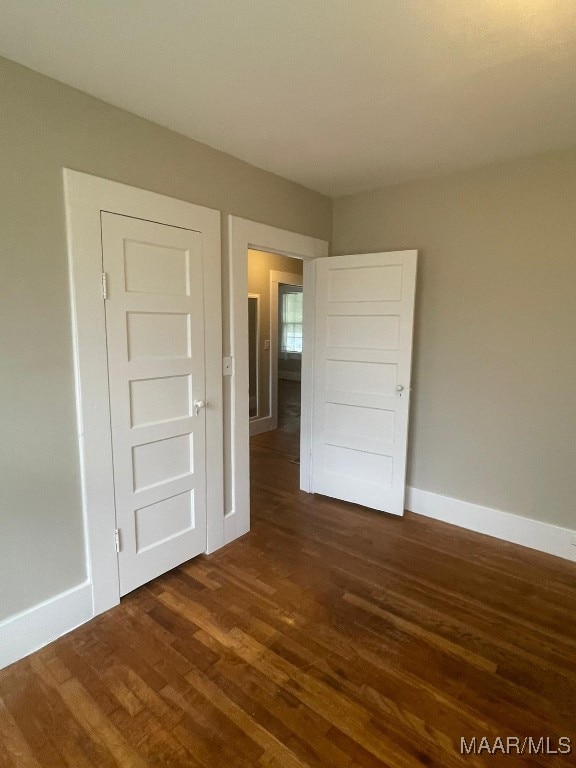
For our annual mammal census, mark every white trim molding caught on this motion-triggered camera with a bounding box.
[0,582,92,670]
[269,270,303,431]
[64,169,224,618]
[406,486,576,563]
[228,216,328,545]
[300,260,317,493]
[249,415,275,437]
[249,270,302,438]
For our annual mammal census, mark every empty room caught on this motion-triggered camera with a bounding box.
[1,2,575,766]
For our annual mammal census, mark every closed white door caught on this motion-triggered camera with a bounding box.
[311,251,417,516]
[102,213,207,596]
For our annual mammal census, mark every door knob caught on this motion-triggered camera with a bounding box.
[395,385,404,392]
[194,399,206,415]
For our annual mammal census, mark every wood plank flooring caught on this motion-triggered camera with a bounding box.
[1,428,575,766]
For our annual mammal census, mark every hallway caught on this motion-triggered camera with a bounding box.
[251,378,301,463]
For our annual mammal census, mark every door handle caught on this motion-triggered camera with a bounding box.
[395,385,404,392]
[194,399,206,416]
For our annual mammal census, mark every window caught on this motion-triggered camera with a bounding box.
[280,285,303,354]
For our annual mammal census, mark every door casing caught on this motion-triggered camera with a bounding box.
[249,269,303,437]
[65,169,223,617]
[227,216,329,545]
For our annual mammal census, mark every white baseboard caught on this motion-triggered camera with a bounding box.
[278,370,301,381]
[249,415,275,436]
[4,489,571,673]
[406,486,576,563]
[0,581,93,670]
[224,509,250,546]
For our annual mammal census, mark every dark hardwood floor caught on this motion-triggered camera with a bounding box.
[1,401,575,766]
[253,378,302,461]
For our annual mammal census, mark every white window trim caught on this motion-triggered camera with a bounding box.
[228,216,328,545]
[270,272,303,429]
[64,169,224,617]
[250,269,303,437]
[279,284,304,355]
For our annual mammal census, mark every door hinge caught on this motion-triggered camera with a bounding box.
[115,528,121,553]
[101,272,108,300]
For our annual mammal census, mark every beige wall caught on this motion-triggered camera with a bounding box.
[333,148,576,529]
[0,57,331,621]
[247,250,303,418]
[3,50,575,627]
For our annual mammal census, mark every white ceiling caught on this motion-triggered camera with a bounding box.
[2,0,576,197]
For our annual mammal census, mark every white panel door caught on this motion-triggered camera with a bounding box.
[311,251,417,516]
[102,212,207,595]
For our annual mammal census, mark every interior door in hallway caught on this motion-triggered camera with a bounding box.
[311,251,417,516]
[102,212,207,595]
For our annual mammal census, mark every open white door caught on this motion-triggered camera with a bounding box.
[310,251,417,516]
[102,213,207,596]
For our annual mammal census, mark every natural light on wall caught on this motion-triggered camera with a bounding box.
[426,0,576,63]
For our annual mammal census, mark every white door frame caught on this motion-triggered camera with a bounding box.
[228,216,328,544]
[64,169,224,617]
[249,270,303,437]
[270,271,303,430]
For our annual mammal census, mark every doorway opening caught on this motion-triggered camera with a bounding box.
[248,249,303,468]
[229,216,416,545]
[226,215,328,545]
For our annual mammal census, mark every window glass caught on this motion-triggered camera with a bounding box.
[280,289,303,353]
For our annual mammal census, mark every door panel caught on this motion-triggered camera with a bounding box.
[311,251,417,516]
[101,213,207,596]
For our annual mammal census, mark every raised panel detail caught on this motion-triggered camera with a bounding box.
[135,491,194,553]
[324,444,393,488]
[127,312,191,360]
[327,315,400,350]
[326,360,397,395]
[124,240,189,295]
[325,403,395,444]
[130,375,192,427]
[132,434,192,491]
[102,211,209,596]
[328,265,403,303]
